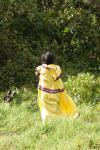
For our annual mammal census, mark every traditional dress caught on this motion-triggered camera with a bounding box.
[36,64,78,119]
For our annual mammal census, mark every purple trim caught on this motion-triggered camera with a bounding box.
[59,88,64,92]
[55,73,62,80]
[38,85,64,93]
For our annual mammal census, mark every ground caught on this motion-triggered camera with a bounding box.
[0,101,100,150]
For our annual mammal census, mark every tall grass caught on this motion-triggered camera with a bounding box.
[0,102,100,150]
[0,73,100,150]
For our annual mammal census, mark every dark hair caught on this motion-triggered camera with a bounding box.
[41,51,54,65]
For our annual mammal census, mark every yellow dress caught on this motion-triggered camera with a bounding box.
[36,64,78,118]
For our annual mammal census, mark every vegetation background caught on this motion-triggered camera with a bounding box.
[0,0,100,150]
[0,0,99,90]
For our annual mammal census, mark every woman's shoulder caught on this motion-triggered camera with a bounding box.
[48,64,61,69]
[36,64,61,71]
[35,64,49,73]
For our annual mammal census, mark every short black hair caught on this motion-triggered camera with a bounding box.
[41,51,54,65]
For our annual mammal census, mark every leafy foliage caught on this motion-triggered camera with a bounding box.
[65,73,100,104]
[0,0,100,90]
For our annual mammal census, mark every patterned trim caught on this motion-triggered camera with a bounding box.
[38,85,64,93]
[55,73,62,80]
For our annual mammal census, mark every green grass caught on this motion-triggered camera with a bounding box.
[0,100,100,150]
[0,73,100,150]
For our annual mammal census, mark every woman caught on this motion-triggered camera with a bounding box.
[35,52,78,124]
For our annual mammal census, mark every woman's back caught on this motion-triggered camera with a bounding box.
[36,64,64,90]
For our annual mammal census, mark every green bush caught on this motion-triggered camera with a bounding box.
[64,73,100,104]
[1,73,99,105]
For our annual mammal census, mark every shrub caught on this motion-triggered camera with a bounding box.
[64,73,99,104]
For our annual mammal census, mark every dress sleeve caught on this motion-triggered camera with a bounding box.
[55,66,62,80]
[35,66,41,76]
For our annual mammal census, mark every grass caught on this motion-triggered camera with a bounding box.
[0,73,100,150]
[0,99,100,150]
